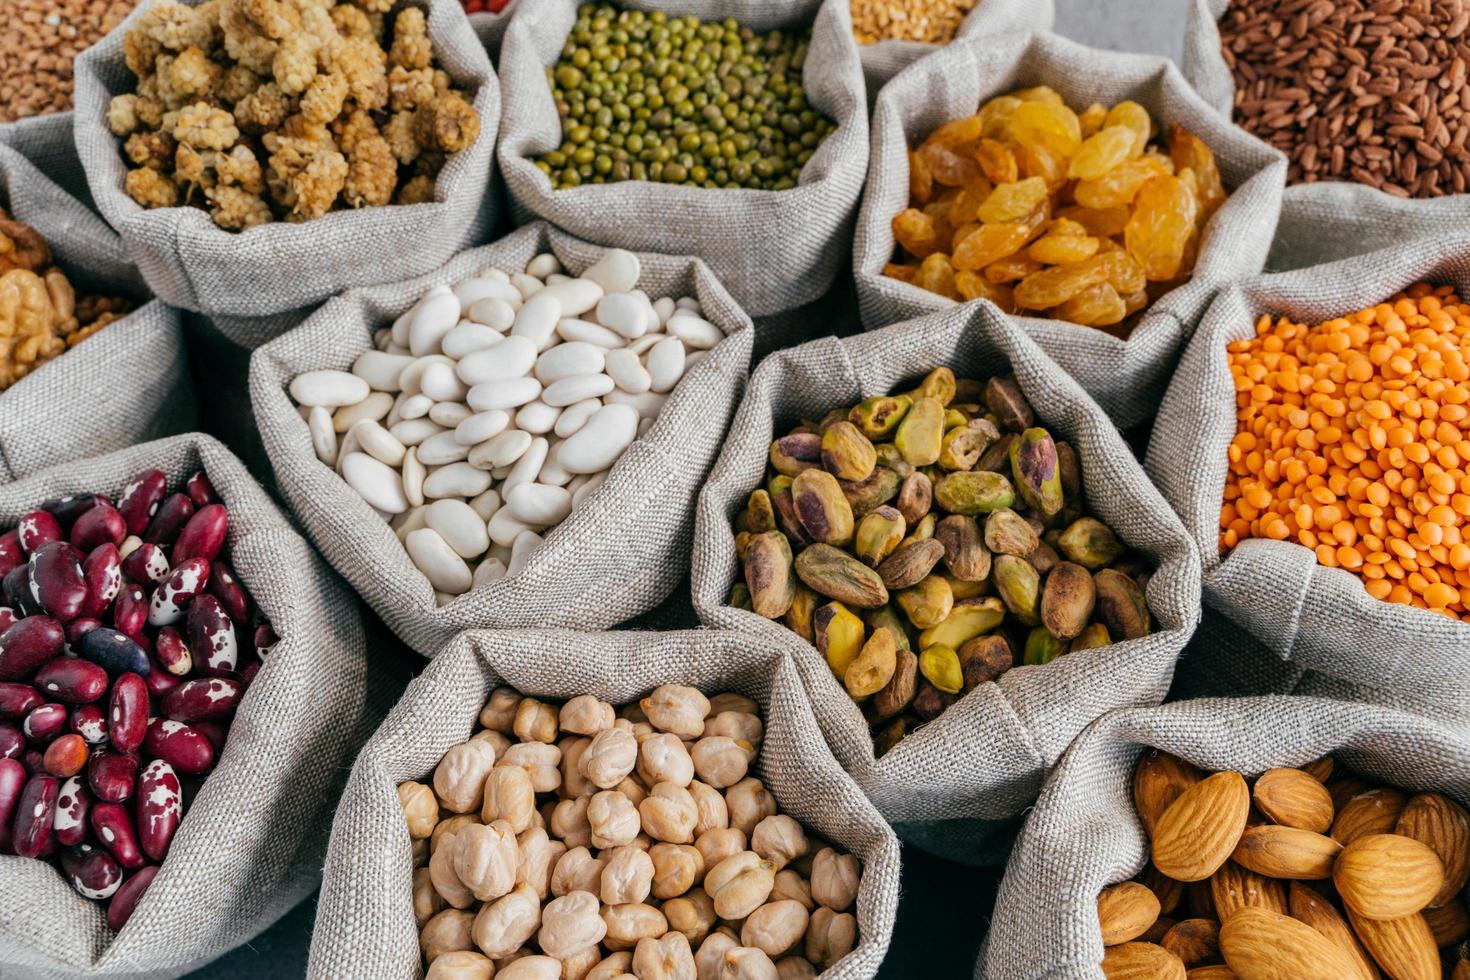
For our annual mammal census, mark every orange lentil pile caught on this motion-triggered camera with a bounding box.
[1222,284,1470,621]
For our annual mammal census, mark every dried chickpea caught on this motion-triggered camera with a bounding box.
[600,844,655,905]
[431,832,476,909]
[561,695,616,735]
[637,733,696,788]
[641,686,710,738]
[615,775,650,808]
[805,907,857,969]
[727,779,777,838]
[695,827,747,872]
[552,847,607,898]
[751,816,809,871]
[775,955,817,979]
[434,814,482,856]
[480,688,522,733]
[425,949,494,980]
[475,764,535,834]
[690,736,753,789]
[471,729,511,760]
[724,946,780,979]
[632,932,697,979]
[742,900,811,959]
[639,782,700,844]
[705,851,777,920]
[502,742,562,794]
[581,727,639,789]
[400,780,439,839]
[689,780,730,836]
[454,821,520,903]
[601,902,669,951]
[704,711,764,752]
[810,849,860,911]
[649,843,704,900]
[586,951,634,980]
[695,931,740,979]
[514,698,559,744]
[551,797,593,849]
[497,956,562,979]
[435,740,498,814]
[771,871,814,910]
[588,791,642,850]
[562,945,602,980]
[561,736,595,798]
[516,827,565,901]
[471,883,542,958]
[663,885,718,945]
[415,866,447,926]
[421,907,475,963]
[539,890,607,960]
[707,693,759,716]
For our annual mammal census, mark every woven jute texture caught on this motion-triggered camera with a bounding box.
[0,141,193,482]
[0,114,96,212]
[1146,236,1470,720]
[71,0,500,319]
[251,221,755,658]
[1181,0,1463,272]
[978,695,1470,979]
[0,433,391,979]
[855,0,1053,98]
[852,29,1288,429]
[496,0,869,319]
[307,627,901,979]
[690,302,1202,864]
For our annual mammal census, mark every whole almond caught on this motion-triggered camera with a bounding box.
[1160,918,1219,966]
[1231,825,1342,880]
[1211,860,1287,922]
[1184,968,1238,979]
[1101,941,1186,980]
[1333,789,1407,845]
[1345,909,1440,980]
[1326,776,1373,813]
[1098,881,1162,946]
[1138,863,1184,916]
[1254,768,1334,833]
[1219,906,1358,980]
[1300,757,1334,782]
[1142,915,1176,945]
[1394,792,1470,908]
[1287,881,1379,980]
[1134,751,1204,836]
[1453,958,1470,980]
[1334,834,1445,920]
[1153,771,1251,882]
[1422,898,1470,948]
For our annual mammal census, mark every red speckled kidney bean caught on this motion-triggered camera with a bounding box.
[207,561,249,623]
[0,721,23,760]
[65,617,103,651]
[146,558,210,629]
[116,470,168,537]
[77,628,151,676]
[91,801,145,869]
[142,494,193,547]
[119,542,168,586]
[172,504,228,565]
[0,607,15,631]
[53,775,92,846]
[33,659,109,704]
[144,719,215,776]
[11,773,58,858]
[0,682,42,719]
[70,703,107,745]
[17,511,62,554]
[111,584,147,638]
[0,530,23,578]
[0,616,65,680]
[0,757,29,852]
[71,504,125,552]
[188,596,237,676]
[80,544,121,620]
[88,749,138,803]
[108,674,148,754]
[253,623,278,655]
[185,471,217,508]
[191,719,227,753]
[43,734,88,778]
[163,678,242,724]
[41,493,110,529]
[136,759,181,861]
[154,627,191,676]
[61,843,123,900]
[107,864,158,931]
[143,667,181,701]
[3,564,41,618]
[29,542,88,622]
[23,703,68,744]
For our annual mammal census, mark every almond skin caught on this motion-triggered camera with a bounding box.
[1135,751,1204,836]
[1185,967,1238,979]
[1453,959,1470,980]
[1139,863,1184,916]
[1334,834,1445,920]
[1098,881,1162,946]
[1394,792,1470,908]
[1253,768,1334,833]
[1101,941,1187,980]
[1160,918,1219,967]
[1287,881,1379,980]
[1153,771,1251,882]
[1300,757,1334,782]
[1422,898,1470,948]
[1210,860,1287,922]
[1332,789,1407,845]
[1231,825,1342,880]
[1219,906,1359,980]
[1345,909,1440,980]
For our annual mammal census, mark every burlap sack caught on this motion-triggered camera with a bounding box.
[0,114,95,212]
[689,302,1202,864]
[0,142,194,482]
[1146,236,1470,719]
[496,0,868,319]
[307,627,901,979]
[71,0,500,319]
[1181,0,1465,272]
[250,221,755,657]
[0,433,390,979]
[979,695,1470,979]
[856,0,1053,96]
[851,29,1288,429]
[469,9,512,60]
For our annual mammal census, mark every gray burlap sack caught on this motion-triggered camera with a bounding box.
[1181,0,1468,272]
[307,627,901,979]
[856,0,1053,97]
[0,433,390,980]
[71,0,499,319]
[852,29,1288,429]
[496,0,868,319]
[250,221,755,657]
[690,302,1202,865]
[0,114,95,212]
[0,142,194,482]
[979,695,1470,979]
[1146,236,1470,719]
[469,9,512,60]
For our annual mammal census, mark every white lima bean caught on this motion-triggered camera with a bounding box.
[288,248,719,595]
